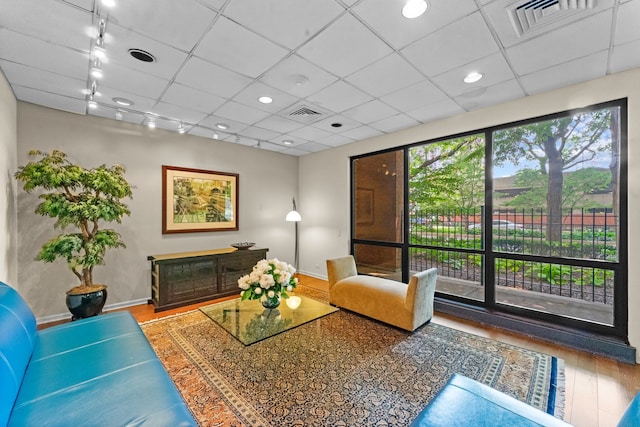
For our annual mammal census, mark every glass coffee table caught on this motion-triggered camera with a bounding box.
[200,295,338,345]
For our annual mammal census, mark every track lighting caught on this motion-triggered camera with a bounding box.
[178,123,186,134]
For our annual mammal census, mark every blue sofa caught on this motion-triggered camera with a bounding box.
[411,373,640,427]
[0,281,197,427]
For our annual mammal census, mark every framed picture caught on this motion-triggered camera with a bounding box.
[355,188,374,225]
[162,165,238,234]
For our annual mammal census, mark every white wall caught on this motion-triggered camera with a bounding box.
[298,68,640,359]
[0,71,17,287]
[16,103,298,320]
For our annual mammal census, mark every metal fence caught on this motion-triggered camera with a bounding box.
[409,208,617,305]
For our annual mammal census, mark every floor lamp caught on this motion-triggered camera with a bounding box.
[285,197,301,270]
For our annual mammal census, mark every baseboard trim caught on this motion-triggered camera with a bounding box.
[36,297,150,325]
[435,299,637,364]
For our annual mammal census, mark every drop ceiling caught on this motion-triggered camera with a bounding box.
[1,0,639,156]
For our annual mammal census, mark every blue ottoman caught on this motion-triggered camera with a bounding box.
[411,373,570,427]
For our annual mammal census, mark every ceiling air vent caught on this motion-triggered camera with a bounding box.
[289,106,322,117]
[279,102,330,125]
[509,0,597,37]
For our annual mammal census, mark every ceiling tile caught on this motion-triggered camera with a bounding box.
[151,101,208,124]
[231,81,299,113]
[194,16,289,78]
[105,23,189,80]
[287,125,332,141]
[342,100,399,124]
[100,61,169,99]
[431,52,516,98]
[175,56,252,98]
[380,80,449,112]
[198,115,249,134]
[340,125,383,141]
[614,0,640,45]
[62,0,93,11]
[307,81,372,113]
[108,0,217,51]
[279,147,309,156]
[160,82,225,114]
[370,113,420,133]
[258,141,288,152]
[297,13,393,77]
[346,53,424,98]
[610,39,640,74]
[402,12,500,77]
[295,141,332,152]
[189,125,220,139]
[505,10,613,75]
[259,54,338,98]
[454,79,524,111]
[223,0,344,49]
[13,85,87,115]
[195,0,226,11]
[0,29,88,80]
[405,98,464,124]
[0,0,92,51]
[88,104,146,125]
[94,85,157,112]
[254,116,304,134]
[214,101,271,125]
[520,51,608,95]
[352,0,478,50]
[0,60,85,100]
[238,125,281,141]
[152,117,186,133]
[315,134,355,147]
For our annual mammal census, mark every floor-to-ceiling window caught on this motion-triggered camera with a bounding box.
[351,99,627,339]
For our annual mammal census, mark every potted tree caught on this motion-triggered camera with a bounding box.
[15,150,133,319]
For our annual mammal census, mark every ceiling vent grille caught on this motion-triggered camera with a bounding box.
[509,0,597,37]
[289,106,322,117]
[279,102,331,125]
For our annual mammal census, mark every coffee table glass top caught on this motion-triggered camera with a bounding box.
[200,295,338,345]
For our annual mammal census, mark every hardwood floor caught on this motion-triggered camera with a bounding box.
[43,274,639,427]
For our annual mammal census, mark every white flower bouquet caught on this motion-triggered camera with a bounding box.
[238,258,298,307]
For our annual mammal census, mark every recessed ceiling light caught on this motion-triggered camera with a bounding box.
[101,0,115,7]
[113,97,134,106]
[331,123,343,128]
[283,140,293,145]
[128,48,156,63]
[402,0,428,18]
[258,96,273,104]
[216,123,229,130]
[464,71,483,83]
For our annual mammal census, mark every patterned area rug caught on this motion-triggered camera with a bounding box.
[141,286,565,426]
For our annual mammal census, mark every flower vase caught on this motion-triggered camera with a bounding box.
[261,296,281,309]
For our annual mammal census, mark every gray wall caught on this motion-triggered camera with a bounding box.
[0,71,17,287]
[16,103,298,320]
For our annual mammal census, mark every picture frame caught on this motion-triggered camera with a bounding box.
[162,165,238,234]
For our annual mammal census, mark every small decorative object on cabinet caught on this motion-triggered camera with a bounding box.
[148,247,268,312]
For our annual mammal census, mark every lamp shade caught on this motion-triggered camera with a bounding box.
[286,210,301,222]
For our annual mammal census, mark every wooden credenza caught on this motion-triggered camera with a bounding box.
[147,247,268,312]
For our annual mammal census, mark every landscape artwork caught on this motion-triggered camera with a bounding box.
[162,165,238,233]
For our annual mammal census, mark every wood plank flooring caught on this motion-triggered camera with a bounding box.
[44,274,640,427]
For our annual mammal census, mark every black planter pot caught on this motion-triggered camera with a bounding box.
[65,287,108,320]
